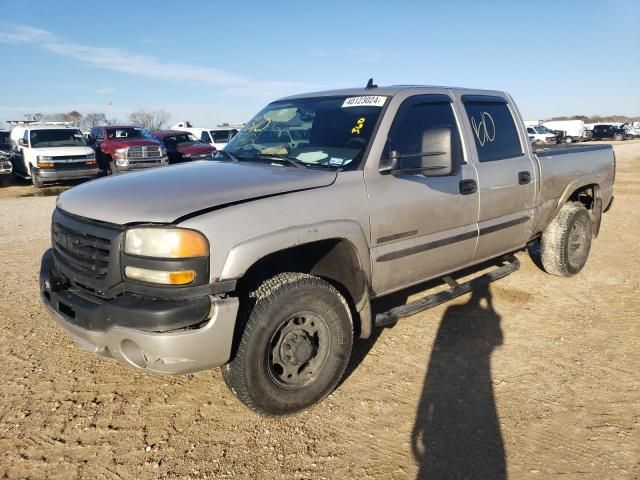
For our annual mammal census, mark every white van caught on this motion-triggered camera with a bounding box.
[542,120,586,143]
[10,124,100,188]
[171,121,242,150]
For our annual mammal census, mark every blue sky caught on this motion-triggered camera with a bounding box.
[0,0,638,127]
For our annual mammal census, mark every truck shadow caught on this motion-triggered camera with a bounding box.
[412,284,506,480]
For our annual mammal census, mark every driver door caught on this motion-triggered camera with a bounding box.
[365,95,480,296]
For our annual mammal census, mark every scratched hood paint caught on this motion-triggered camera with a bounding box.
[57,161,337,224]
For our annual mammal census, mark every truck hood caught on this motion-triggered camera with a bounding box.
[31,146,94,157]
[57,161,337,224]
[177,143,215,155]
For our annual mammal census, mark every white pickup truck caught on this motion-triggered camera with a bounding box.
[41,84,615,416]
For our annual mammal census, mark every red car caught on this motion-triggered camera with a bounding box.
[89,125,168,174]
[151,130,217,164]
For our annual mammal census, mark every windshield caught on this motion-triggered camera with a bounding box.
[29,129,87,148]
[211,130,234,143]
[106,127,146,140]
[162,133,201,147]
[534,126,549,134]
[223,95,386,169]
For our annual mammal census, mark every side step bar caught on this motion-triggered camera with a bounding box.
[374,255,520,327]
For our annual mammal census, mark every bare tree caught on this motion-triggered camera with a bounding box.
[128,109,170,130]
[65,111,83,127]
[83,113,118,129]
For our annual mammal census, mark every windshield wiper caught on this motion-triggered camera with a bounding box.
[214,150,239,162]
[249,153,305,169]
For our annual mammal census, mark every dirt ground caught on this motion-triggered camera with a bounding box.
[0,141,638,480]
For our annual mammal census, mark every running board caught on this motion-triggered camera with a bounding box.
[374,255,520,327]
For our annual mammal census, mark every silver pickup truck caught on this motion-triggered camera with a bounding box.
[40,84,615,416]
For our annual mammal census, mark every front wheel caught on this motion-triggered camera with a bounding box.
[222,273,353,417]
[613,133,624,141]
[528,202,592,277]
[564,136,573,144]
[31,168,44,188]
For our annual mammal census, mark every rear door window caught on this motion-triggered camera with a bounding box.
[463,99,523,162]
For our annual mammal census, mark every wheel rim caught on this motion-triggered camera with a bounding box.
[568,216,590,267]
[267,311,331,389]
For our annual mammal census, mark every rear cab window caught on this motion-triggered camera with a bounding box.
[462,96,523,162]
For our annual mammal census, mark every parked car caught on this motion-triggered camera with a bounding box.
[88,125,168,174]
[0,130,13,179]
[41,84,615,416]
[621,124,640,139]
[151,130,216,164]
[171,122,241,150]
[542,120,586,143]
[591,124,629,141]
[10,124,99,188]
[526,124,557,144]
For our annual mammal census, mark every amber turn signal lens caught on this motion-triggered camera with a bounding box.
[124,266,196,285]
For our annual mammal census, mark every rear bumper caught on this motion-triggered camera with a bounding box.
[37,167,100,181]
[40,249,239,375]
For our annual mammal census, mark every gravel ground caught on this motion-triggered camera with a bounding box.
[0,142,638,479]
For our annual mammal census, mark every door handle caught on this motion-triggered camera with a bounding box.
[459,179,477,195]
[518,171,531,185]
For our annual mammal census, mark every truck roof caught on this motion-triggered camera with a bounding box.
[280,85,507,101]
[23,124,81,131]
[96,125,144,129]
[151,129,194,138]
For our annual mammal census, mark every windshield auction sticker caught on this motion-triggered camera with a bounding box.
[342,96,387,108]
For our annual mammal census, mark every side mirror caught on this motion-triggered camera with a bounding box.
[380,126,454,176]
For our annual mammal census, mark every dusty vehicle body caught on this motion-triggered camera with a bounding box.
[41,85,615,416]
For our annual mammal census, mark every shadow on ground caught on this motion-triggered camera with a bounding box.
[412,284,506,480]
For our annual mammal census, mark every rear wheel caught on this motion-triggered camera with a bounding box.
[613,133,624,141]
[107,156,116,175]
[222,273,353,417]
[528,202,592,277]
[564,136,573,144]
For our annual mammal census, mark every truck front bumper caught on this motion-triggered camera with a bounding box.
[40,250,239,375]
[115,158,168,172]
[37,167,101,181]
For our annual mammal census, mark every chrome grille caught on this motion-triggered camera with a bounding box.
[127,146,162,159]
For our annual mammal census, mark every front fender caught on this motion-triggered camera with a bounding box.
[219,219,371,283]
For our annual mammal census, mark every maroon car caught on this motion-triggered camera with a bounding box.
[151,130,216,164]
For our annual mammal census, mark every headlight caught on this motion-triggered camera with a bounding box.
[124,228,209,258]
[114,148,127,159]
[160,147,167,156]
[37,155,55,167]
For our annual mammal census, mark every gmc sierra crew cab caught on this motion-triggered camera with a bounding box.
[40,84,615,416]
